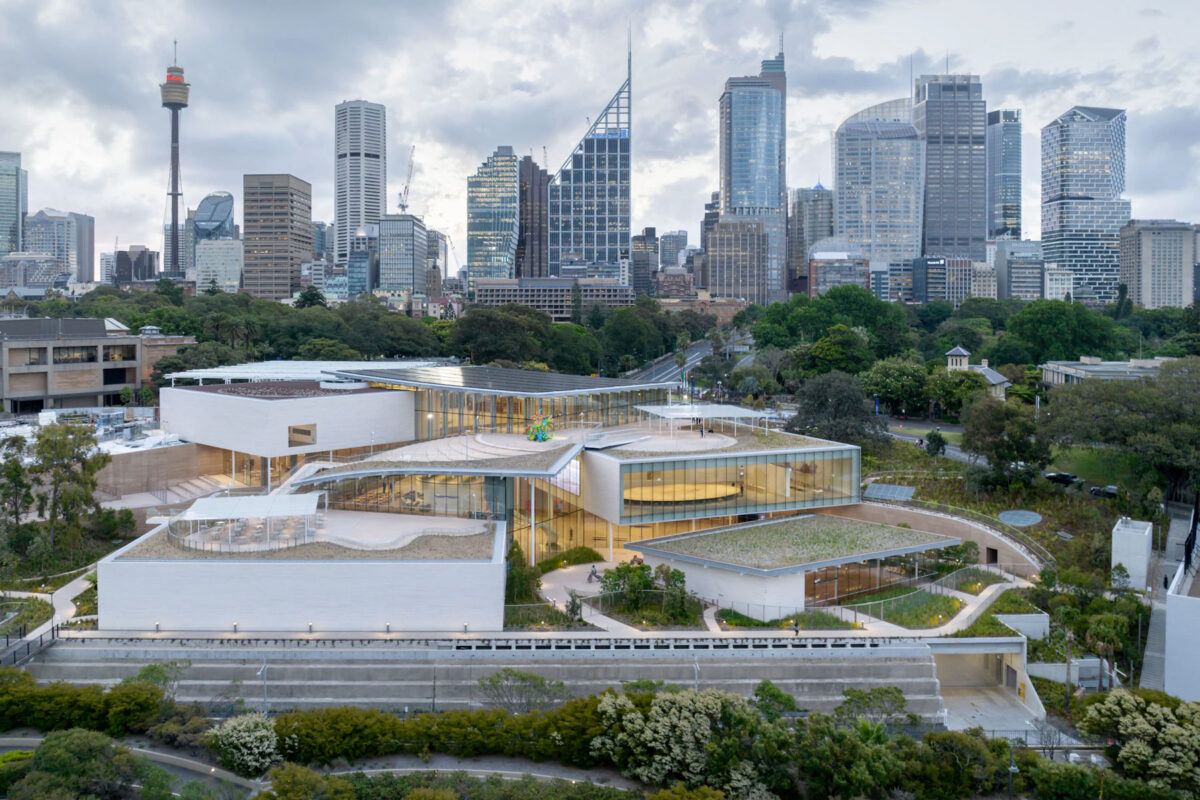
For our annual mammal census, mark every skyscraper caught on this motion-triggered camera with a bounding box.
[706,219,768,302]
[994,239,1044,301]
[0,152,28,256]
[312,221,328,260]
[788,184,834,294]
[548,52,631,274]
[658,230,687,269]
[334,100,387,267]
[114,245,158,283]
[193,191,235,246]
[378,214,428,294]
[467,146,520,288]
[24,209,94,283]
[195,240,243,294]
[242,174,313,300]
[160,60,189,277]
[834,98,925,267]
[718,49,787,305]
[162,220,193,279]
[427,229,449,279]
[913,74,987,261]
[986,109,1022,238]
[631,226,658,296]
[1119,219,1197,310]
[1041,106,1131,304]
[516,155,549,278]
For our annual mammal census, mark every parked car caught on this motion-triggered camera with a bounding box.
[1090,484,1119,498]
[1044,472,1079,485]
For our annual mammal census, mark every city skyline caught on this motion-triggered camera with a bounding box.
[1,0,1197,273]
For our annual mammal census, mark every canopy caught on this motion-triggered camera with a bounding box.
[179,494,319,522]
[635,403,767,421]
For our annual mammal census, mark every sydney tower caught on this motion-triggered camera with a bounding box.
[160,56,189,278]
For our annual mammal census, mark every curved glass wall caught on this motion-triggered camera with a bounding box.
[619,448,859,524]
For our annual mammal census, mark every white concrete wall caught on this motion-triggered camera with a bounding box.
[642,553,806,620]
[161,387,414,458]
[580,452,622,522]
[99,529,504,633]
[1111,519,1153,591]
[1166,576,1200,702]
[994,613,1050,640]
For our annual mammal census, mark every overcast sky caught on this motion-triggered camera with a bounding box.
[2,0,1198,274]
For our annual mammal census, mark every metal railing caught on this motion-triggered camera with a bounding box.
[930,564,1017,594]
[1,623,59,667]
[877,498,1056,566]
[839,585,962,629]
[165,523,310,554]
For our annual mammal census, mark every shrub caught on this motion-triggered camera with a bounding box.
[104,679,165,736]
[208,712,281,777]
[537,546,604,574]
[258,763,354,800]
[478,668,572,714]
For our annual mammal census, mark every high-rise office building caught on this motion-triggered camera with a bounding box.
[516,155,549,278]
[631,227,658,296]
[346,224,378,297]
[986,109,1022,238]
[114,245,159,283]
[705,219,768,302]
[1041,106,1131,305]
[834,98,925,267]
[658,230,688,269]
[312,221,328,260]
[913,75,987,261]
[378,214,428,294]
[994,239,1044,301]
[911,256,948,303]
[193,191,235,248]
[334,100,386,267]
[807,237,870,297]
[467,146,520,288]
[788,184,834,294]
[427,230,449,280]
[1119,219,1197,310]
[0,152,28,256]
[242,174,313,300]
[99,252,115,283]
[548,53,631,274]
[162,221,193,279]
[701,191,720,253]
[195,239,243,294]
[23,209,94,283]
[718,49,787,305]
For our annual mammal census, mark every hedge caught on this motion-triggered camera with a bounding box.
[0,667,164,737]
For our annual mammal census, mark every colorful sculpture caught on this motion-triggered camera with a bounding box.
[527,412,554,442]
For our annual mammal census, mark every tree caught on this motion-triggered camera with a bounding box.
[504,542,540,603]
[208,713,281,777]
[858,357,929,415]
[1005,299,1119,363]
[752,680,797,722]
[295,338,362,361]
[926,366,988,418]
[602,306,663,368]
[570,281,583,325]
[294,285,327,309]
[31,424,111,551]
[137,386,156,406]
[259,763,354,800]
[925,429,947,458]
[203,277,221,296]
[8,728,141,800]
[835,685,909,725]
[118,386,134,406]
[0,436,34,532]
[154,277,184,306]
[477,668,571,713]
[961,396,1052,485]
[787,371,885,446]
[795,324,875,376]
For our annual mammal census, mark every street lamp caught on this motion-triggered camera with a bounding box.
[1007,741,1020,799]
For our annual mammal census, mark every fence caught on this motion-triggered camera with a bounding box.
[931,564,1017,594]
[839,585,959,629]
[0,624,59,667]
[890,498,1056,566]
[715,602,863,630]
[165,524,308,554]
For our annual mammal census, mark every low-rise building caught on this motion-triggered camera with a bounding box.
[947,346,1010,400]
[655,265,693,297]
[473,277,633,322]
[1041,355,1175,386]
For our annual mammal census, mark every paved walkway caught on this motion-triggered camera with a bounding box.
[327,752,642,790]
[1139,600,1167,691]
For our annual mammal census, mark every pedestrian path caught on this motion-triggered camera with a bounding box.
[1139,601,1167,691]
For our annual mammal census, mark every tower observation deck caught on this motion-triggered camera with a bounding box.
[160,62,190,278]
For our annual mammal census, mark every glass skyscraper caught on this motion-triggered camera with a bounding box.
[986,109,1022,238]
[23,209,94,283]
[834,98,925,267]
[913,75,987,261]
[718,50,787,305]
[631,226,657,296]
[548,59,631,275]
[0,152,28,257]
[788,184,834,294]
[378,214,428,294]
[334,100,386,267]
[467,146,520,289]
[1041,106,1131,305]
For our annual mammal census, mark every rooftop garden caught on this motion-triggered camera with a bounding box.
[844,586,963,628]
[642,515,953,571]
[120,528,495,561]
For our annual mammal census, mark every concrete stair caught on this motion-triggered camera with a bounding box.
[24,639,943,717]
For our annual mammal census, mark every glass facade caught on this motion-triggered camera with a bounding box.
[835,100,925,266]
[913,75,987,261]
[314,473,509,520]
[1041,107,1131,305]
[619,448,859,525]
[467,146,520,289]
[986,109,1022,238]
[0,152,27,257]
[378,214,428,293]
[547,73,631,274]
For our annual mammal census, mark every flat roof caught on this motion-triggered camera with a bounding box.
[180,494,319,521]
[629,514,958,576]
[164,359,447,383]
[179,380,385,400]
[329,365,679,397]
[635,403,767,420]
[1041,358,1172,380]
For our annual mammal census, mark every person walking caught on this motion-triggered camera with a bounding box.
[792,619,800,636]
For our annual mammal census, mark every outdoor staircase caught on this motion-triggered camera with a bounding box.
[25,637,944,717]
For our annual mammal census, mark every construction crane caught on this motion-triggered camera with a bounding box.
[398,145,416,213]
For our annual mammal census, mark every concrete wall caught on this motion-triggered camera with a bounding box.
[1165,568,1200,702]
[161,387,414,458]
[1111,519,1153,591]
[995,613,1050,640]
[641,552,806,620]
[97,443,227,496]
[99,536,505,633]
[821,503,1039,569]
[580,451,622,522]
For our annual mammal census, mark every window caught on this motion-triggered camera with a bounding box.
[288,424,317,447]
[52,346,97,364]
[104,344,137,362]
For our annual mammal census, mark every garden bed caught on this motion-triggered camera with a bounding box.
[586,590,707,630]
[503,602,596,631]
[0,598,53,636]
[845,587,962,628]
[716,608,857,631]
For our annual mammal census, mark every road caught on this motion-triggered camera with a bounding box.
[628,339,712,383]
[887,429,976,466]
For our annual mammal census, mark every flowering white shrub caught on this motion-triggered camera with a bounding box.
[1078,689,1200,794]
[591,689,778,798]
[208,712,281,776]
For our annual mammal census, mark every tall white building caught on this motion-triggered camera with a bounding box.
[195,240,243,294]
[334,100,387,267]
[1119,220,1197,310]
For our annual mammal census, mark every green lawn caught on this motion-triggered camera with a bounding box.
[889,424,962,446]
[1050,445,1146,488]
[846,587,962,627]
